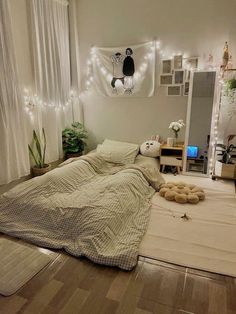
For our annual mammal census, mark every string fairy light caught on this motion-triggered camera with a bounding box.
[208,70,227,175]
[23,88,75,117]
[23,40,162,115]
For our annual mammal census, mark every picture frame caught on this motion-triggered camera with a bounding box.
[160,74,173,86]
[184,69,191,82]
[162,59,172,74]
[174,70,184,84]
[183,57,198,70]
[183,81,190,96]
[167,85,182,96]
[173,55,183,69]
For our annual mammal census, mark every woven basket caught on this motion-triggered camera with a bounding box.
[31,164,51,177]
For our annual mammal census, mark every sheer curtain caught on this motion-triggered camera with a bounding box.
[0,0,30,185]
[30,0,73,162]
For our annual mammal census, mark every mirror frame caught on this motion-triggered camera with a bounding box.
[183,70,219,177]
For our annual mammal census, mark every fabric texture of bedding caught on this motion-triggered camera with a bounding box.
[96,139,139,164]
[0,152,164,270]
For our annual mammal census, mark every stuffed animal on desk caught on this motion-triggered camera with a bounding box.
[140,135,161,157]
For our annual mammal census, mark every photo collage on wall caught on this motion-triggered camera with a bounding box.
[159,55,198,96]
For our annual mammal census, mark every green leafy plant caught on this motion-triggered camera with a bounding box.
[216,134,236,164]
[62,122,87,155]
[28,128,47,168]
[226,78,236,91]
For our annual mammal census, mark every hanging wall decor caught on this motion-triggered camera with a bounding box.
[160,55,198,97]
[86,41,156,97]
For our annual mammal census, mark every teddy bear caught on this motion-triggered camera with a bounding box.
[159,181,205,204]
[140,135,161,157]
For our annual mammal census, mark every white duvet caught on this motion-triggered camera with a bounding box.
[0,153,164,270]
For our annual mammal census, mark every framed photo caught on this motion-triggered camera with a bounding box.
[162,59,172,74]
[160,74,173,85]
[183,81,190,96]
[184,69,191,82]
[174,70,184,84]
[173,55,183,69]
[167,85,182,96]
[184,57,198,70]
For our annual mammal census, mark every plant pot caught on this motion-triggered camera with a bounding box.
[31,164,51,177]
[215,160,236,178]
[65,152,83,160]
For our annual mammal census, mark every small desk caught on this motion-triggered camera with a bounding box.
[160,144,184,174]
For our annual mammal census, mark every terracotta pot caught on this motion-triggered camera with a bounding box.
[31,164,51,177]
[65,152,82,160]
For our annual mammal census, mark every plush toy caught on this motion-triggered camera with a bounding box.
[159,181,205,204]
[140,136,160,157]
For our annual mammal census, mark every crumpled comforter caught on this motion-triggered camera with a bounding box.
[0,152,164,270]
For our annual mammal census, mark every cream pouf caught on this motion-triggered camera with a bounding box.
[159,181,205,204]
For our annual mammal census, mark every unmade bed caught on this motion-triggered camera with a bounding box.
[0,152,164,270]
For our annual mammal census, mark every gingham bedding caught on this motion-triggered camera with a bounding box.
[0,153,164,270]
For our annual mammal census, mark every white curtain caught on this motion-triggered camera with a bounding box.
[30,0,73,162]
[68,0,84,123]
[0,0,30,185]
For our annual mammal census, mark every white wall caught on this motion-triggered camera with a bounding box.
[75,0,236,149]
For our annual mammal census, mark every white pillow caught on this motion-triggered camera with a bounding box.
[97,139,139,164]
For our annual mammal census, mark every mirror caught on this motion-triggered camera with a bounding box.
[184,71,216,175]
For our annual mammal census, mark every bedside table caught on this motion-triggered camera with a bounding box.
[160,144,184,174]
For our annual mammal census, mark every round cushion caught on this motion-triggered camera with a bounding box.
[159,188,169,197]
[175,193,188,204]
[195,191,205,200]
[159,181,205,204]
[165,190,177,201]
[188,194,200,204]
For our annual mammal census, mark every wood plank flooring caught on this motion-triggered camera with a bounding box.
[0,235,236,314]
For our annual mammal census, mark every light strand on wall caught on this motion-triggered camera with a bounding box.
[209,111,220,173]
[23,40,164,116]
[23,88,76,117]
[208,73,226,174]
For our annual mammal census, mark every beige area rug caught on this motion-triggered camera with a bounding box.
[0,238,55,296]
[140,174,236,277]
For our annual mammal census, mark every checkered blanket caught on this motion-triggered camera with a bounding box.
[0,153,164,270]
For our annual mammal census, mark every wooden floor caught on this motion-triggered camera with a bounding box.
[0,236,236,314]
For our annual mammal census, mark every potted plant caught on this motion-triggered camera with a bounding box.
[215,134,236,178]
[28,128,51,177]
[62,122,87,159]
[226,78,236,92]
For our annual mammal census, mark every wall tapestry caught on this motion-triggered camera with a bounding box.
[89,41,156,97]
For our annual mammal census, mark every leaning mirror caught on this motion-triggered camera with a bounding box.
[184,71,216,176]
